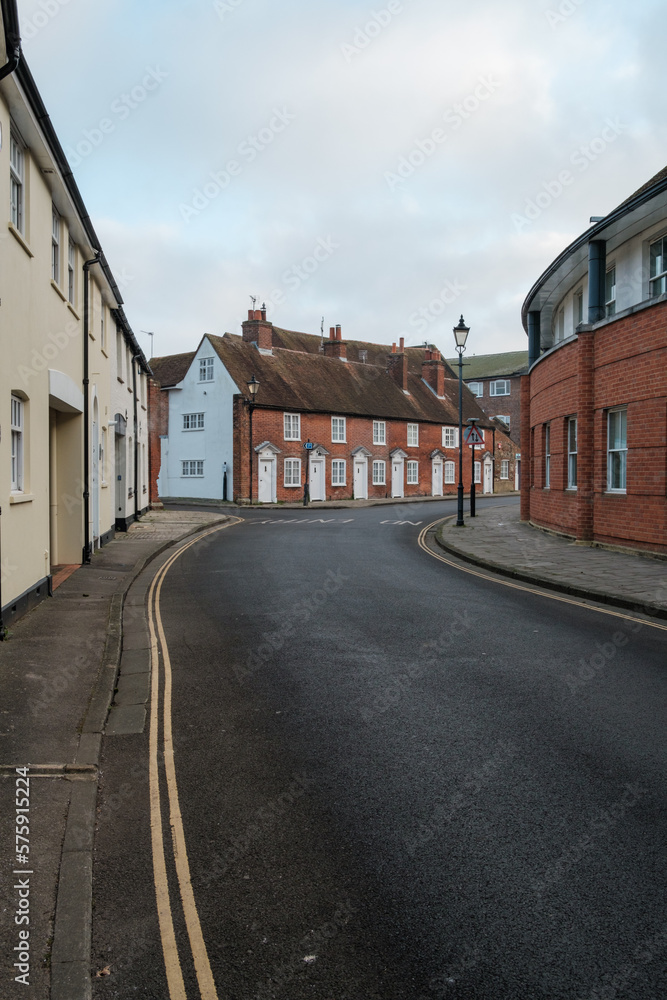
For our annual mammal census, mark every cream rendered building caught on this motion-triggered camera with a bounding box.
[0,1,149,628]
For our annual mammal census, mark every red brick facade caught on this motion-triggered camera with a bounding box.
[236,402,518,503]
[148,376,169,505]
[522,299,667,554]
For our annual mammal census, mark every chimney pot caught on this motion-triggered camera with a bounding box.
[399,337,405,352]
[392,343,396,353]
[248,309,254,321]
[336,324,342,341]
[330,327,336,340]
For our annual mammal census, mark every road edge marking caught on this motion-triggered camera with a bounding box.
[418,518,667,632]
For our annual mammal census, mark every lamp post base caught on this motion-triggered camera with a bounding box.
[456,484,465,526]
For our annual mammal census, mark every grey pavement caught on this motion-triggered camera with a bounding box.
[161,492,520,510]
[436,503,667,619]
[0,510,229,1000]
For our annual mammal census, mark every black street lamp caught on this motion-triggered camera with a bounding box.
[453,315,470,527]
[247,374,260,503]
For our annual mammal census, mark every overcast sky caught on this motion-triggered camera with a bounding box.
[19,0,666,361]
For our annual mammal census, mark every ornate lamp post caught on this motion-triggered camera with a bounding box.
[247,374,260,503]
[453,315,470,526]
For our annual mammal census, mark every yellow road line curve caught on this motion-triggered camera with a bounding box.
[148,517,243,999]
[418,517,667,633]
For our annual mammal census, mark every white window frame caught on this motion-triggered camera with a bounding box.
[649,235,667,298]
[607,407,627,493]
[199,357,214,382]
[474,461,481,484]
[284,457,301,487]
[283,413,301,441]
[494,415,510,428]
[575,287,584,326]
[490,380,510,397]
[373,420,386,445]
[406,460,419,485]
[544,423,551,489]
[10,130,24,234]
[331,459,346,486]
[183,412,205,431]
[68,239,76,305]
[468,382,483,397]
[444,460,455,484]
[11,395,24,492]
[372,460,385,485]
[407,423,419,447]
[567,417,577,489]
[182,460,204,477]
[555,307,565,343]
[51,207,61,283]
[443,426,458,448]
[605,266,616,317]
[331,416,346,443]
[500,459,509,480]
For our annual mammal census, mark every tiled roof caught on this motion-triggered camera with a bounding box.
[445,351,529,380]
[149,351,197,387]
[615,164,667,212]
[207,333,493,427]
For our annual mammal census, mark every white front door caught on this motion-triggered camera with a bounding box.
[483,457,493,494]
[392,459,404,498]
[432,461,443,497]
[310,458,325,501]
[354,459,368,500]
[258,457,275,503]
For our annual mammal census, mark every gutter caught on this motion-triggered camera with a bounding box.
[521,173,667,332]
[0,0,20,82]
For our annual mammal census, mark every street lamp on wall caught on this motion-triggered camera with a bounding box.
[453,315,470,527]
[247,374,260,503]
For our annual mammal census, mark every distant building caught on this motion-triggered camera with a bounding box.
[149,309,519,505]
[445,352,528,446]
[521,164,667,555]
[0,1,149,626]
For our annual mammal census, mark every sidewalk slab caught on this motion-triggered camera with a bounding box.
[0,510,232,1000]
[435,505,667,619]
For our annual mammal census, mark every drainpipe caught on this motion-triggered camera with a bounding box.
[0,1,21,82]
[82,251,101,563]
[588,239,607,323]
[527,310,541,368]
[132,354,141,524]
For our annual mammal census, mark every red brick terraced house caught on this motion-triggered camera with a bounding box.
[149,309,518,505]
[521,165,667,554]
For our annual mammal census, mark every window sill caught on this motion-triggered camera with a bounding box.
[10,493,35,504]
[604,490,627,496]
[8,222,34,257]
[284,484,302,488]
[67,302,80,319]
[183,428,204,432]
[51,279,67,302]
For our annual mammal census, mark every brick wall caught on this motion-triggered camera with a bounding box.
[525,299,667,553]
[470,375,523,445]
[147,378,169,505]
[234,406,518,502]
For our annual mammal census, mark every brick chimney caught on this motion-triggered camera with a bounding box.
[323,324,347,360]
[388,337,408,392]
[422,346,445,397]
[242,306,273,351]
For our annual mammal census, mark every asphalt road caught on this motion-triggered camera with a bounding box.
[92,497,667,999]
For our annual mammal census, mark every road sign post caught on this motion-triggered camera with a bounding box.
[464,421,485,518]
[303,440,314,506]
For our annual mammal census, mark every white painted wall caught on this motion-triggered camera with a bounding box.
[158,337,238,500]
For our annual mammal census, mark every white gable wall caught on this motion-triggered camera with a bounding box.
[157,338,239,500]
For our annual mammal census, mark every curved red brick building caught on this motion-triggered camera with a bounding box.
[521,166,667,555]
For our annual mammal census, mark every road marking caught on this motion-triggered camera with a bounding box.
[418,517,667,632]
[147,517,244,998]
[245,517,356,525]
[380,519,423,525]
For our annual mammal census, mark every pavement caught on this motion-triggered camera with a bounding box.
[1,500,666,998]
[435,502,667,620]
[0,510,229,1000]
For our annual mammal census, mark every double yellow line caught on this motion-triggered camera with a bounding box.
[418,517,667,632]
[146,519,243,999]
